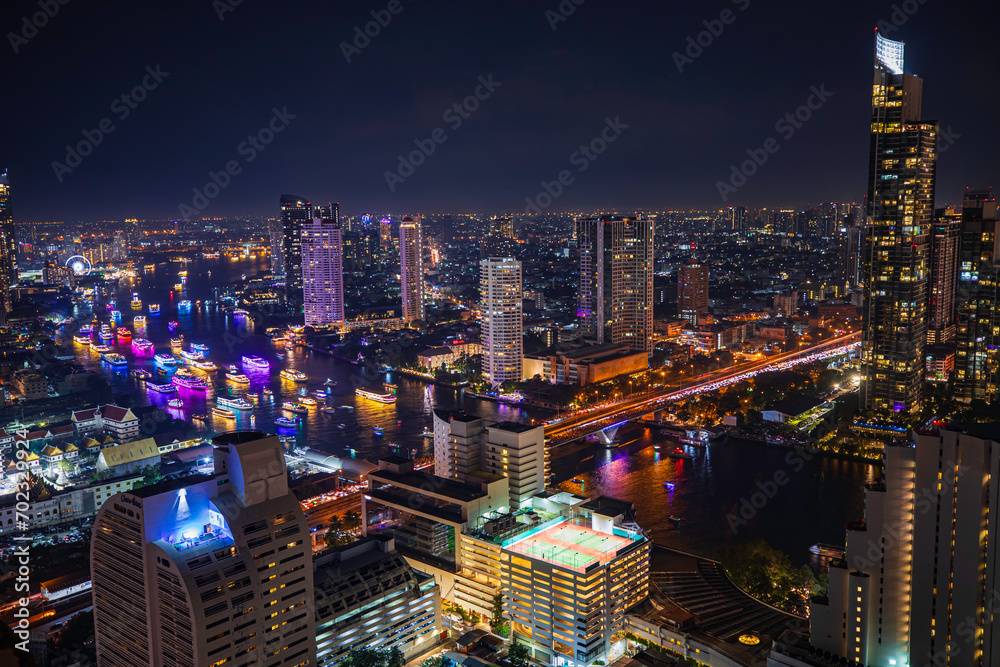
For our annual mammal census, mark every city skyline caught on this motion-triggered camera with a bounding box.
[3,2,999,222]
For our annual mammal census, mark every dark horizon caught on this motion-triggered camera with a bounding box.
[3,0,998,222]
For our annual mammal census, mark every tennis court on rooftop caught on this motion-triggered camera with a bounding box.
[505,521,634,572]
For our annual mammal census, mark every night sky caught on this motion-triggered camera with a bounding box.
[4,0,998,221]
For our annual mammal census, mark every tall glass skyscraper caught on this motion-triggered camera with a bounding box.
[860,32,938,415]
[301,216,345,328]
[577,214,654,353]
[280,194,312,304]
[954,188,998,402]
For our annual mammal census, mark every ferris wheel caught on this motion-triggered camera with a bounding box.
[65,255,92,276]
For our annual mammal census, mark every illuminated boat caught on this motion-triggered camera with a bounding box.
[148,303,160,316]
[154,353,178,367]
[372,426,384,436]
[178,300,192,311]
[130,293,142,309]
[217,396,253,410]
[321,407,338,415]
[170,337,183,347]
[133,315,146,325]
[167,398,184,409]
[167,321,179,331]
[131,368,153,380]
[241,355,269,370]
[178,350,200,362]
[274,417,298,428]
[298,397,317,407]
[117,327,132,341]
[111,310,122,322]
[74,334,92,345]
[146,382,175,394]
[101,353,128,368]
[79,325,94,335]
[212,407,236,420]
[665,447,693,460]
[282,401,308,414]
[355,388,396,404]
[233,309,249,316]
[280,369,307,382]
[172,369,208,390]
[190,343,209,357]
[227,373,250,384]
[92,344,112,353]
[174,283,183,290]
[131,338,154,356]
[188,359,218,371]
[262,388,273,396]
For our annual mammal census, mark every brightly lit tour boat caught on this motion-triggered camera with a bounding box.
[117,327,132,341]
[167,321,179,331]
[131,368,153,380]
[73,335,91,345]
[133,315,146,325]
[274,417,299,428]
[217,396,253,410]
[92,344,112,353]
[101,353,128,367]
[355,388,396,404]
[188,359,218,371]
[111,310,122,322]
[172,369,208,390]
[241,355,270,370]
[282,401,308,414]
[146,382,175,394]
[280,369,307,382]
[148,303,161,316]
[154,353,178,367]
[190,343,209,357]
[212,407,236,419]
[170,337,183,347]
[131,338,154,356]
[130,293,142,309]
[168,398,184,408]
[178,300,192,311]
[298,397,317,407]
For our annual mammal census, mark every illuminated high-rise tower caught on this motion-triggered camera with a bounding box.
[302,215,345,328]
[927,213,961,345]
[480,257,523,389]
[399,216,424,325]
[0,171,15,323]
[860,32,938,415]
[268,217,284,277]
[954,188,998,403]
[677,260,709,325]
[280,194,312,303]
[577,214,654,352]
[90,431,315,667]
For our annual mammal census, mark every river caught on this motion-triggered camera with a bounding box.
[60,255,874,566]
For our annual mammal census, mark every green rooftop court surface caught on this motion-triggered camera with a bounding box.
[505,520,635,572]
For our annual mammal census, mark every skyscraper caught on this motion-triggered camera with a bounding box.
[954,188,998,403]
[839,223,863,288]
[480,257,523,389]
[677,260,709,325]
[280,194,312,303]
[301,216,345,328]
[91,431,314,667]
[927,214,961,344]
[860,32,938,415]
[577,214,654,353]
[399,216,424,325]
[803,423,1000,667]
[0,171,13,322]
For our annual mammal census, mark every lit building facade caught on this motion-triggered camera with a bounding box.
[91,431,314,667]
[433,409,487,481]
[314,536,441,665]
[483,422,547,510]
[927,215,961,344]
[861,32,938,415]
[0,170,14,322]
[954,189,998,403]
[502,506,649,667]
[480,257,523,388]
[577,214,654,353]
[677,261,709,325]
[399,216,424,325]
[805,424,1000,667]
[301,216,345,328]
[280,194,312,303]
[268,217,284,277]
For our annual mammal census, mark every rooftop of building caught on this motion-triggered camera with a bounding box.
[527,341,644,362]
[129,473,214,498]
[433,408,481,423]
[369,464,493,503]
[487,421,537,434]
[580,495,637,520]
[503,516,643,573]
[610,649,681,667]
[947,422,1000,442]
